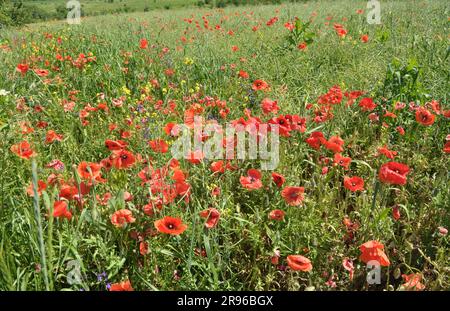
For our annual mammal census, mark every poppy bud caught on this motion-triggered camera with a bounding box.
[392,205,401,221]
[271,249,281,265]
[438,226,448,236]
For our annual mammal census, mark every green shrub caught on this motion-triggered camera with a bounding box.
[0,0,52,26]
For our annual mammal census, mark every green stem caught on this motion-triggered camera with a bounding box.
[31,160,49,291]
[372,181,380,211]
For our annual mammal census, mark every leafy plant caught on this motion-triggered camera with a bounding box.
[277,19,315,52]
[381,58,431,103]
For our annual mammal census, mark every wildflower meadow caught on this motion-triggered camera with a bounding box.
[0,0,449,294]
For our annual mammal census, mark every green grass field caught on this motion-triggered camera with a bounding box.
[8,0,291,23]
[0,0,449,291]
[23,0,199,16]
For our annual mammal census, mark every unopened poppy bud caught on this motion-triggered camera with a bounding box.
[392,205,401,221]
[438,226,448,236]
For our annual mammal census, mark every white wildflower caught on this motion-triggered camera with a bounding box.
[0,89,10,96]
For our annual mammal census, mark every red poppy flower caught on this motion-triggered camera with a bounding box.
[109,280,133,291]
[120,131,131,139]
[285,114,306,133]
[97,192,112,206]
[284,22,294,31]
[260,98,279,115]
[394,102,406,110]
[298,42,307,50]
[252,79,269,91]
[335,27,348,38]
[139,38,148,49]
[415,107,435,126]
[97,102,108,111]
[16,63,29,75]
[269,209,285,221]
[10,141,36,159]
[186,150,204,164]
[100,158,113,171]
[401,274,425,291]
[324,136,344,153]
[396,126,405,135]
[378,161,410,185]
[269,115,291,137]
[77,161,103,181]
[368,113,379,122]
[383,111,397,119]
[26,180,47,197]
[359,97,377,111]
[164,122,179,136]
[46,159,65,171]
[286,255,313,272]
[199,208,220,228]
[238,70,249,79]
[45,130,63,144]
[444,141,450,154]
[271,172,285,187]
[266,16,279,26]
[154,216,187,235]
[334,153,351,170]
[211,186,221,196]
[59,184,78,201]
[19,121,34,134]
[211,160,225,174]
[281,186,305,206]
[360,34,369,43]
[377,146,397,159]
[343,90,365,105]
[139,241,149,255]
[359,240,390,266]
[53,200,72,220]
[343,176,364,192]
[305,131,325,150]
[428,100,441,115]
[143,202,156,216]
[168,158,180,170]
[112,150,136,169]
[240,169,263,190]
[105,139,127,151]
[164,68,175,76]
[171,168,186,183]
[34,69,49,77]
[36,121,48,128]
[317,85,343,105]
[149,139,169,153]
[111,209,136,228]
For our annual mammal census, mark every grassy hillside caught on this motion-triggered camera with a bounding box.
[2,0,301,25]
[23,0,199,15]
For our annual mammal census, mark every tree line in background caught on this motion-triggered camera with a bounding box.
[0,0,69,26]
[197,0,300,8]
[0,0,309,27]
